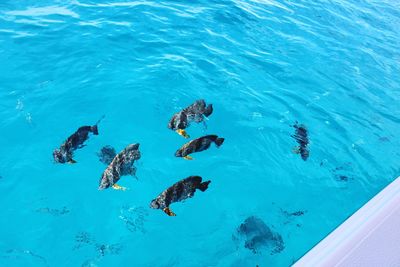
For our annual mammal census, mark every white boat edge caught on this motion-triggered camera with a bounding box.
[293,176,400,267]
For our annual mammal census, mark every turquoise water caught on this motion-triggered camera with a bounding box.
[1,0,400,266]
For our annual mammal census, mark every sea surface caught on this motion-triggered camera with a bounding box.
[0,0,399,266]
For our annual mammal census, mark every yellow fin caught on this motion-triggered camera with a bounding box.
[68,159,77,164]
[163,207,176,216]
[183,155,194,160]
[112,184,127,191]
[176,129,190,138]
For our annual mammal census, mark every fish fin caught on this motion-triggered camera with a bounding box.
[112,184,127,191]
[68,159,77,164]
[184,155,194,160]
[163,207,176,216]
[292,146,300,154]
[214,137,225,147]
[91,125,99,135]
[198,180,211,192]
[130,168,138,180]
[176,129,190,138]
[202,120,208,130]
[204,104,213,117]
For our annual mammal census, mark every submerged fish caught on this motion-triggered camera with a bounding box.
[175,135,225,160]
[332,162,353,182]
[168,99,213,138]
[291,122,309,161]
[234,216,284,255]
[98,143,141,191]
[97,145,117,165]
[283,210,306,217]
[150,175,211,216]
[36,207,69,216]
[119,206,148,233]
[74,231,122,262]
[53,116,104,164]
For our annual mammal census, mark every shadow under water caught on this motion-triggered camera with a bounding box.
[233,216,285,255]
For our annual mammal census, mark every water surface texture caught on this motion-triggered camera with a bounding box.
[1,0,400,266]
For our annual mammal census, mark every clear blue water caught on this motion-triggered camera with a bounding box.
[0,0,399,266]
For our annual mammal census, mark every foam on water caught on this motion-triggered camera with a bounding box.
[0,0,399,266]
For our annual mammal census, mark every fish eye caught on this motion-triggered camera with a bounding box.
[53,150,62,161]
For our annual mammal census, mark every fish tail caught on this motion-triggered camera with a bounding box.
[204,104,213,117]
[198,180,211,192]
[92,115,105,135]
[214,137,225,147]
[91,125,99,135]
[95,115,106,125]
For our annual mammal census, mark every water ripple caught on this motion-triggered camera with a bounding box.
[0,0,399,266]
[5,6,79,18]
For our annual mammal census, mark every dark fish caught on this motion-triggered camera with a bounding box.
[74,231,122,258]
[175,135,224,160]
[287,210,305,217]
[378,136,390,142]
[291,122,309,161]
[97,145,117,165]
[98,143,141,190]
[95,243,122,257]
[150,175,211,216]
[332,162,353,182]
[281,209,307,217]
[235,216,284,254]
[168,99,213,138]
[74,232,94,249]
[36,207,69,216]
[53,115,104,164]
[119,206,148,233]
